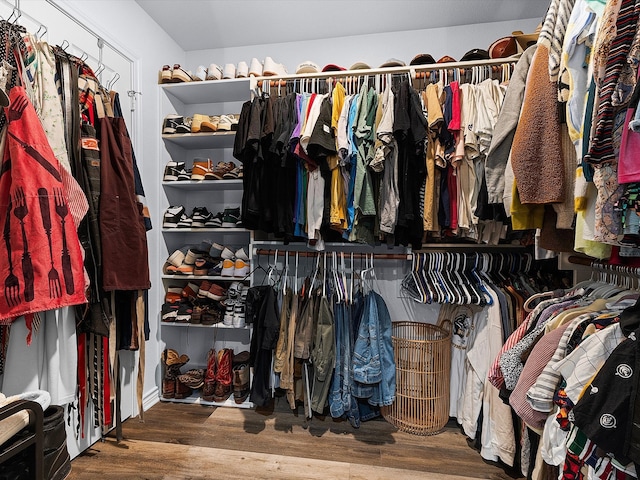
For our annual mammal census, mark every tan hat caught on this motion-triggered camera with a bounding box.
[488,37,518,59]
[296,61,320,74]
[349,62,371,70]
[379,58,406,68]
[512,23,542,51]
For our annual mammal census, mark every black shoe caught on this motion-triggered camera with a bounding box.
[191,207,212,228]
[162,114,182,134]
[175,117,192,134]
[163,161,186,181]
[163,205,186,229]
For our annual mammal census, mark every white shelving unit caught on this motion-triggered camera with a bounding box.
[160,77,253,408]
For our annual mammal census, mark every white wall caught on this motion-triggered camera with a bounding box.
[186,18,541,75]
[53,0,185,412]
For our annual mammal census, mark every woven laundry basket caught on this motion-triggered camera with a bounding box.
[382,321,451,435]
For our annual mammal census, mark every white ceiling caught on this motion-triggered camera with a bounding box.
[135,0,550,52]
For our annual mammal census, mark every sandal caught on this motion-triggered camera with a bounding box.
[223,164,243,180]
[172,64,193,83]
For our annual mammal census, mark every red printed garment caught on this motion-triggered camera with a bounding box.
[0,86,87,323]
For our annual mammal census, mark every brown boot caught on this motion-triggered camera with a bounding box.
[213,348,233,402]
[162,349,189,399]
[201,348,217,402]
[232,363,250,404]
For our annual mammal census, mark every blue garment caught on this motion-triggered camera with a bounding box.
[343,94,359,239]
[352,291,395,407]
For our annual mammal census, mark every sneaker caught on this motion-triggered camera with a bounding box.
[235,248,249,261]
[175,117,192,134]
[184,248,206,265]
[176,302,193,323]
[236,61,248,78]
[174,262,195,275]
[165,289,182,304]
[263,57,287,76]
[194,65,207,81]
[232,303,246,328]
[163,205,186,228]
[163,161,186,181]
[210,161,234,179]
[194,257,215,276]
[162,114,182,134]
[221,258,235,277]
[182,282,200,301]
[249,58,262,77]
[222,164,242,179]
[176,212,193,228]
[223,63,236,79]
[201,115,220,132]
[191,113,210,134]
[177,167,192,181]
[227,281,243,299]
[191,158,213,181]
[206,63,222,81]
[207,282,227,301]
[208,261,224,277]
[160,64,172,84]
[198,280,213,298]
[191,207,212,228]
[217,115,234,132]
[167,248,186,267]
[221,246,236,260]
[172,64,193,83]
[209,243,225,259]
[234,258,250,277]
[223,300,236,326]
[205,212,223,228]
[222,207,241,228]
[161,302,179,322]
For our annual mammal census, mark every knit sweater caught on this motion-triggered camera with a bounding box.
[511,44,566,204]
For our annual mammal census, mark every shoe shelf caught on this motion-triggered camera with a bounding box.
[161,322,250,330]
[162,227,248,233]
[162,275,249,281]
[160,394,253,409]
[160,77,251,104]
[162,179,243,190]
[162,131,236,149]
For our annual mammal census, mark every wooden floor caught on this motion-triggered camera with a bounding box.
[68,397,524,480]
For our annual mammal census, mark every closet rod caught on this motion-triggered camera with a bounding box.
[251,55,521,83]
[44,0,133,63]
[254,249,411,260]
[567,255,596,267]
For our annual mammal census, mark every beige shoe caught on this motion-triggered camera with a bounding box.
[201,115,220,132]
[191,113,209,133]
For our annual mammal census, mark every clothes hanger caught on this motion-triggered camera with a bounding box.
[309,253,320,299]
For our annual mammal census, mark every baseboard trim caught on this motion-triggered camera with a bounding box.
[143,387,160,412]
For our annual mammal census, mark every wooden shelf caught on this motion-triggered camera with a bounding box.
[162,227,248,233]
[160,394,253,409]
[160,77,250,104]
[161,322,249,330]
[162,131,236,149]
[162,179,243,190]
[162,275,249,281]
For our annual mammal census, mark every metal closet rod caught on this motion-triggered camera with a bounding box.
[254,249,411,260]
[568,254,640,274]
[251,55,521,83]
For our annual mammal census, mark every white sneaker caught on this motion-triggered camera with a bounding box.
[221,247,235,260]
[223,300,235,326]
[263,57,287,76]
[221,258,235,277]
[217,114,233,132]
[223,63,236,79]
[249,57,262,76]
[206,64,222,80]
[234,258,250,277]
[232,303,246,328]
[235,248,249,261]
[194,65,207,81]
[236,61,248,78]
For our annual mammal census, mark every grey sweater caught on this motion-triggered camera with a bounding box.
[485,45,537,205]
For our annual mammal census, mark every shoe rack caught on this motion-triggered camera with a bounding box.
[160,77,253,408]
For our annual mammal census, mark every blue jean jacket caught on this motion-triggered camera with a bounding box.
[352,291,395,407]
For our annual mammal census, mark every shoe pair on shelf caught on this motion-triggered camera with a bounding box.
[162,113,238,135]
[202,348,250,404]
[163,205,242,230]
[194,62,248,81]
[191,159,241,181]
[163,243,250,278]
[159,64,194,84]
[163,160,242,182]
[222,281,248,328]
[161,348,194,399]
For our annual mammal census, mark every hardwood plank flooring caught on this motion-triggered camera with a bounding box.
[68,397,525,479]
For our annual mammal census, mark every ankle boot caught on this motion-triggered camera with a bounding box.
[42,405,71,480]
[213,348,233,403]
[201,348,217,402]
[162,349,190,399]
[232,363,250,404]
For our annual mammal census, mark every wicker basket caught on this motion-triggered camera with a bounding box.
[382,321,452,435]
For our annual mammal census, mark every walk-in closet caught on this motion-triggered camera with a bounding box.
[2,1,638,479]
